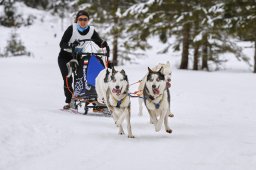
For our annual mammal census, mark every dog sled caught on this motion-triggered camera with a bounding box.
[66,39,111,116]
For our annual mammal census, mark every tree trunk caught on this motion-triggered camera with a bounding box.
[112,33,118,66]
[193,43,199,70]
[202,33,208,71]
[111,1,119,66]
[180,23,190,69]
[254,40,256,73]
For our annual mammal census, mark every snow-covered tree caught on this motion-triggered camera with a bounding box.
[224,0,256,73]
[78,0,137,66]
[22,0,49,9]
[125,0,252,71]
[0,0,15,27]
[5,31,28,57]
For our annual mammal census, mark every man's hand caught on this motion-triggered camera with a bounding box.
[101,41,108,48]
[72,40,80,47]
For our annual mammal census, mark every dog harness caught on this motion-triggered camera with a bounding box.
[116,99,123,108]
[114,96,128,108]
[144,87,163,109]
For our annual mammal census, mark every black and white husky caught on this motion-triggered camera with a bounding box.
[95,67,134,138]
[143,67,172,133]
[138,61,173,117]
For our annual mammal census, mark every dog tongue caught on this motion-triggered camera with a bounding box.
[153,88,159,95]
[112,88,121,95]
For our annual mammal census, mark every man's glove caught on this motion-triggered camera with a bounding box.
[71,40,80,47]
[74,47,83,54]
[101,41,108,48]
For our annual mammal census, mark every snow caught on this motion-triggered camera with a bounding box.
[1,4,256,170]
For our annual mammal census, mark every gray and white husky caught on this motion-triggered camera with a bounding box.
[138,61,173,117]
[143,67,172,133]
[95,67,134,138]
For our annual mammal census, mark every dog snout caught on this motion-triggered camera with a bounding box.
[152,84,156,89]
[115,85,120,89]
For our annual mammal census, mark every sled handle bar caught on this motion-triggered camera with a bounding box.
[72,39,110,57]
[77,39,93,43]
[80,52,108,56]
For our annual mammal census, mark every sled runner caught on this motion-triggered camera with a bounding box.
[66,39,111,116]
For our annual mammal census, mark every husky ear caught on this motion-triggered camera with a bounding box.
[148,67,153,73]
[120,69,125,75]
[121,69,128,81]
[158,66,163,73]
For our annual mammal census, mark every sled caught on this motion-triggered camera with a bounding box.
[66,39,111,116]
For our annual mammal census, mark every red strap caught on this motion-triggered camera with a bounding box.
[66,76,73,95]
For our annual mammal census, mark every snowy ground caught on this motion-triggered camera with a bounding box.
[1,4,256,170]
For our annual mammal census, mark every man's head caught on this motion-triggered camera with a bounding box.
[75,10,90,28]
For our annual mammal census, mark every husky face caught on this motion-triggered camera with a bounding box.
[146,67,166,96]
[109,67,129,97]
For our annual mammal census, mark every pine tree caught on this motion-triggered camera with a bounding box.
[5,31,27,57]
[53,0,73,31]
[22,0,49,9]
[124,0,179,64]
[0,0,15,27]
[78,0,137,65]
[126,0,252,71]
[224,0,256,73]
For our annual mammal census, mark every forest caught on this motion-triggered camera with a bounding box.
[1,0,255,72]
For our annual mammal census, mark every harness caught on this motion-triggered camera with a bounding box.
[109,92,128,108]
[116,98,123,108]
[143,87,163,109]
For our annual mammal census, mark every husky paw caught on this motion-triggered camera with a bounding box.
[169,112,174,117]
[166,129,172,133]
[128,135,135,138]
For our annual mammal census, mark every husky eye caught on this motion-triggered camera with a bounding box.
[112,78,116,82]
[156,78,160,82]
[150,79,153,82]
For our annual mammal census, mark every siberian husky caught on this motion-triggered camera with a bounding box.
[138,61,173,117]
[96,67,134,138]
[143,67,172,133]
